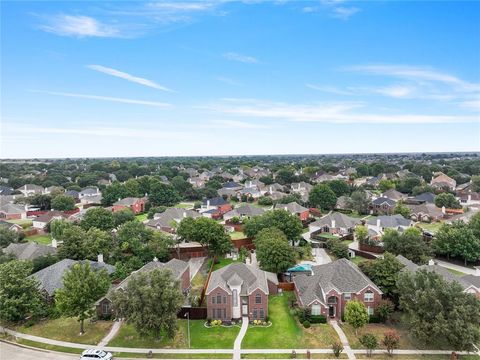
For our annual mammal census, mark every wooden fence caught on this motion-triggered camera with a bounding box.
[278,282,295,291]
[199,257,216,306]
[178,307,207,320]
[231,237,255,250]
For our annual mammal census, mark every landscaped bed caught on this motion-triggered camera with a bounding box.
[17,317,113,345]
[242,293,339,349]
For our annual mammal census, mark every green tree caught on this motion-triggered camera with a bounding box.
[326,238,349,259]
[113,209,135,227]
[327,180,350,197]
[0,261,44,322]
[147,232,175,262]
[244,209,303,245]
[344,299,369,335]
[472,175,480,192]
[0,227,19,247]
[51,195,76,211]
[254,227,295,273]
[359,253,403,299]
[376,299,395,323]
[309,184,337,210]
[394,201,411,218]
[382,228,431,264]
[81,207,115,231]
[112,268,183,339]
[84,228,113,261]
[58,225,87,259]
[379,179,395,193]
[55,262,110,334]
[101,182,128,206]
[359,333,378,358]
[355,225,369,245]
[433,221,480,265]
[397,270,480,351]
[435,193,461,209]
[50,219,73,240]
[348,190,370,215]
[26,194,51,210]
[148,181,181,207]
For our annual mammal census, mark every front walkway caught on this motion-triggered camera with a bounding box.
[330,320,356,360]
[233,316,249,360]
[97,319,123,347]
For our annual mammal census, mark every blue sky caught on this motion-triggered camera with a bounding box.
[1,1,479,158]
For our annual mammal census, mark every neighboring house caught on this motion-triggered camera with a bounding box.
[260,183,284,193]
[206,263,278,321]
[309,212,361,238]
[366,214,412,238]
[97,179,111,186]
[44,186,64,195]
[80,194,103,205]
[112,197,147,214]
[32,211,68,230]
[267,190,288,201]
[0,220,23,233]
[95,258,189,317]
[459,193,480,206]
[237,187,263,200]
[64,190,80,201]
[146,208,200,232]
[456,181,475,196]
[244,180,265,189]
[291,182,313,195]
[275,202,310,221]
[218,187,238,198]
[405,192,436,205]
[188,177,205,188]
[4,242,57,260]
[0,186,14,196]
[406,203,444,222]
[381,189,407,202]
[370,197,396,215]
[396,256,480,299]
[201,197,232,214]
[78,187,101,199]
[0,203,27,220]
[335,196,351,211]
[223,204,265,221]
[430,172,456,191]
[294,259,383,320]
[313,174,336,183]
[30,258,115,299]
[16,184,45,197]
[223,181,243,191]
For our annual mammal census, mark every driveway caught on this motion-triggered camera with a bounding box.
[300,247,331,266]
[1,342,76,360]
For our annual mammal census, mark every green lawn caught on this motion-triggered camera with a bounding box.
[175,203,194,209]
[349,255,371,266]
[230,231,246,240]
[18,317,113,345]
[135,213,148,222]
[208,257,241,271]
[5,219,33,227]
[26,234,52,245]
[417,222,443,234]
[242,293,339,349]
[109,320,239,349]
[445,267,466,276]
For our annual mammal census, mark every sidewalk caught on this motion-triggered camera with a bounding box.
[97,319,123,346]
[330,320,355,360]
[233,316,249,360]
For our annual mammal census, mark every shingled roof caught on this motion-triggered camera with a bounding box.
[310,212,361,230]
[4,242,57,260]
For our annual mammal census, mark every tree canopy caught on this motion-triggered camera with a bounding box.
[309,184,337,211]
[254,227,296,273]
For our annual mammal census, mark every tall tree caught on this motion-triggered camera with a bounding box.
[112,268,183,339]
[309,184,337,210]
[0,261,44,322]
[56,262,110,334]
[435,193,461,209]
[148,181,181,207]
[348,190,370,214]
[327,180,351,197]
[113,209,135,227]
[0,227,20,247]
[359,252,404,299]
[254,227,295,273]
[382,228,431,264]
[51,194,76,211]
[344,300,369,335]
[81,207,115,231]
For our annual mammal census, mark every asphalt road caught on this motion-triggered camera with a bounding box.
[0,342,77,360]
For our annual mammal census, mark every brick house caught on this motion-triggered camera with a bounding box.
[206,263,278,322]
[430,172,456,191]
[370,197,396,215]
[293,259,383,320]
[0,203,27,220]
[201,197,232,214]
[275,202,310,221]
[95,258,190,318]
[112,197,147,214]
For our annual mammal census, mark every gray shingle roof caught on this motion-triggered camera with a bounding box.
[203,197,229,206]
[367,214,412,228]
[30,259,115,296]
[276,202,309,214]
[206,263,278,296]
[224,204,265,218]
[4,242,57,260]
[372,197,396,206]
[0,203,26,215]
[294,259,382,306]
[113,197,142,206]
[382,189,407,201]
[310,212,360,230]
[414,192,436,204]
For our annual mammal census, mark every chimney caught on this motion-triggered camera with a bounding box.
[97,254,104,263]
[118,198,121,202]
[331,219,336,228]
[183,211,187,218]
[441,206,446,214]
[269,186,273,193]
[51,238,57,248]
[376,218,381,228]
[475,266,480,276]
[468,195,472,203]
[153,256,158,262]
[207,200,210,207]
[428,259,435,266]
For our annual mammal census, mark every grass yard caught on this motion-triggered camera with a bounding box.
[242,293,339,349]
[208,257,241,271]
[445,267,466,276]
[26,234,52,245]
[175,202,194,209]
[18,317,113,345]
[135,213,148,222]
[108,320,239,349]
[349,254,371,266]
[5,219,33,227]
[230,231,246,240]
[416,222,443,234]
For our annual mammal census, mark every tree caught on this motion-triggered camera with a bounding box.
[359,334,378,358]
[50,219,73,240]
[101,182,128,206]
[244,209,303,245]
[58,225,87,259]
[0,261,44,322]
[382,228,431,264]
[355,225,369,245]
[309,184,337,210]
[382,331,400,356]
[435,193,461,209]
[0,227,19,247]
[26,194,51,210]
[379,179,395,193]
[84,227,113,261]
[55,262,110,334]
[51,195,75,211]
[327,180,350,197]
[376,299,395,323]
[349,190,370,214]
[148,181,181,207]
[472,175,480,192]
[81,207,115,231]
[254,227,296,273]
[325,238,349,259]
[147,232,175,262]
[112,268,183,339]
[359,252,404,299]
[113,209,135,227]
[397,270,480,351]
[433,221,480,265]
[344,300,369,335]
[394,201,410,218]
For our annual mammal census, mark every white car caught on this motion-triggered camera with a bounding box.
[80,349,113,360]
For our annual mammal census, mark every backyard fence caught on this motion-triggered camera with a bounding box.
[278,282,295,291]
[178,307,207,320]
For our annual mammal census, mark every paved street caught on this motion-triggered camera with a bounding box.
[0,342,76,360]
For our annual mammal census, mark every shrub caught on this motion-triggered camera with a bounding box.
[368,314,382,323]
[332,342,343,358]
[230,216,241,224]
[382,330,400,356]
[310,315,327,324]
[359,333,378,357]
[377,299,395,323]
[303,320,311,328]
[258,197,273,206]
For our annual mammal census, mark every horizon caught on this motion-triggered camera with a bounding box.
[1,1,479,158]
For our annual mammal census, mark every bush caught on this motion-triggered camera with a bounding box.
[310,315,327,324]
[303,320,311,328]
[326,238,349,259]
[332,342,344,358]
[359,333,378,358]
[258,197,274,206]
[368,314,382,323]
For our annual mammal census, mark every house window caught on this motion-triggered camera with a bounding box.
[259,309,264,319]
[367,306,374,315]
[102,302,110,315]
[223,308,226,319]
[253,309,258,319]
[344,293,351,300]
[327,296,337,304]
[217,295,221,304]
[311,304,321,315]
[223,296,226,304]
[255,294,262,304]
[212,296,215,304]
[364,291,374,303]
[233,290,238,307]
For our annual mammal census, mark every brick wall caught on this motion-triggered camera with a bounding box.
[207,287,232,320]
[247,289,268,320]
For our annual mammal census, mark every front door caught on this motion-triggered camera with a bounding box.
[328,305,336,318]
[242,298,248,316]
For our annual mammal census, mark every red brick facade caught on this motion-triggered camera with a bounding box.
[207,287,232,320]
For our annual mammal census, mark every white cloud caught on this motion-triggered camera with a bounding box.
[39,15,121,38]
[222,52,259,64]
[374,85,415,98]
[32,90,171,107]
[207,98,478,124]
[146,2,215,12]
[208,120,269,129]
[331,7,360,20]
[305,84,354,95]
[460,99,480,111]
[216,76,242,86]
[87,65,175,92]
